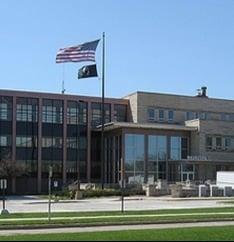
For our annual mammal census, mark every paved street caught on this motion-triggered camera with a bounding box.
[2,196,234,213]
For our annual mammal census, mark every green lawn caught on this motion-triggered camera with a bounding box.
[1,206,234,219]
[0,207,234,228]
[1,226,234,241]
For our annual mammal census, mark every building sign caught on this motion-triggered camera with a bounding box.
[187,155,208,161]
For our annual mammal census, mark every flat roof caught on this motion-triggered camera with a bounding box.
[0,89,128,104]
[123,90,234,103]
[96,122,198,132]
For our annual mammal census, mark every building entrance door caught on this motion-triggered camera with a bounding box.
[181,164,195,182]
[182,172,194,182]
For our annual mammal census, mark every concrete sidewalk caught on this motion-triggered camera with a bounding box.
[2,196,234,213]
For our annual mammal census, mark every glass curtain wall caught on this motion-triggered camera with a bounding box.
[113,104,127,122]
[66,101,87,183]
[91,102,111,127]
[169,136,189,182]
[16,97,38,194]
[42,99,63,191]
[125,134,145,184]
[148,135,167,183]
[0,96,12,160]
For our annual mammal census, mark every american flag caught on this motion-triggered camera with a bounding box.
[56,39,100,63]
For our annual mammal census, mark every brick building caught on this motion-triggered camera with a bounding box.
[0,87,234,194]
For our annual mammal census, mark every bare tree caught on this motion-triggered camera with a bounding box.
[0,159,28,179]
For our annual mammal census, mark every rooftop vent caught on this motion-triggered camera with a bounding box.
[196,86,208,98]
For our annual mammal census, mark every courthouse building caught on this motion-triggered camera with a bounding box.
[1,87,234,194]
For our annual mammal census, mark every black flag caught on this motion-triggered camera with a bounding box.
[78,64,98,79]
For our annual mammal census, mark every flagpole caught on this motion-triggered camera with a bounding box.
[62,63,65,94]
[101,32,105,189]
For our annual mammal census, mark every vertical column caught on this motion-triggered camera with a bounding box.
[62,99,67,186]
[144,134,148,184]
[121,130,125,184]
[111,103,115,122]
[166,136,170,181]
[87,101,92,183]
[12,96,16,194]
[37,98,42,194]
[110,103,115,183]
[112,136,116,184]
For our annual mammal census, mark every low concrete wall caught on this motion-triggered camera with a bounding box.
[146,185,170,197]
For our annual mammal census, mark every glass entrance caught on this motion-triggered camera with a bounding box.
[181,164,195,182]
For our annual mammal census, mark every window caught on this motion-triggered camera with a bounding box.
[0,103,8,120]
[186,111,193,120]
[91,103,111,127]
[16,98,38,122]
[67,101,87,125]
[16,136,37,148]
[159,110,164,121]
[42,137,62,148]
[221,113,229,121]
[199,112,207,120]
[42,99,63,124]
[181,137,188,159]
[148,108,155,121]
[114,104,127,122]
[168,110,174,122]
[148,135,167,161]
[0,135,11,147]
[229,114,234,122]
[67,137,87,149]
[170,136,181,160]
[216,137,222,150]
[222,137,234,151]
[206,136,213,151]
[225,137,231,150]
[0,96,12,121]
[125,134,145,184]
[186,111,198,120]
[206,135,234,151]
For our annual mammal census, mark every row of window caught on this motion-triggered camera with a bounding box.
[125,134,189,173]
[0,135,87,149]
[148,109,174,122]
[124,134,189,184]
[15,160,87,175]
[0,97,127,125]
[147,108,234,123]
[206,135,234,151]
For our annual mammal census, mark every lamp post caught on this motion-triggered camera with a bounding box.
[48,165,53,222]
[0,179,9,215]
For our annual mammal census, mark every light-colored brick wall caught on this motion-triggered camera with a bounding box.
[125,92,234,124]
[199,120,234,161]
[186,119,234,161]
[124,93,138,123]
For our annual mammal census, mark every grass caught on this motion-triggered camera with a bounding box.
[0,207,234,227]
[1,226,234,241]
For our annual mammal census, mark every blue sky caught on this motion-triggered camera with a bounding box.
[1,0,234,99]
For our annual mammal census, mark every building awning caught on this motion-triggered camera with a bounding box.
[96,122,198,132]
